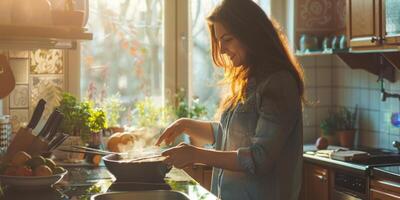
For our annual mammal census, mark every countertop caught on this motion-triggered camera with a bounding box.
[372,166,400,182]
[0,165,218,200]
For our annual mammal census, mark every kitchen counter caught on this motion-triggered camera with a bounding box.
[372,166,400,182]
[0,165,218,200]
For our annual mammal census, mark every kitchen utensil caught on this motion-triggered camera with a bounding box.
[36,110,59,139]
[72,145,115,155]
[0,170,67,190]
[27,99,46,129]
[0,54,15,99]
[103,154,171,183]
[45,112,64,142]
[57,148,110,156]
[47,133,69,152]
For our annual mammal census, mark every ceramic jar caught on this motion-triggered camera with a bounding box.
[299,34,319,52]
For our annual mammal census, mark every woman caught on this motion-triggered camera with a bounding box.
[156,0,305,199]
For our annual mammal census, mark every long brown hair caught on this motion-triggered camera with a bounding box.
[207,0,305,113]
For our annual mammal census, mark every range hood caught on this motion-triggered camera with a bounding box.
[0,24,92,50]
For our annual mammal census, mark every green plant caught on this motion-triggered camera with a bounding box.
[320,113,337,136]
[101,94,125,127]
[319,106,357,135]
[335,107,357,131]
[132,97,174,128]
[175,88,207,119]
[57,93,107,142]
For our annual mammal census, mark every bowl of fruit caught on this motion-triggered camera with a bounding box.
[0,151,68,189]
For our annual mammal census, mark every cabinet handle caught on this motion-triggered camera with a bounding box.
[316,174,327,183]
[371,37,378,43]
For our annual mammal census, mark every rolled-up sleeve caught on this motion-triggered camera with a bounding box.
[237,71,301,175]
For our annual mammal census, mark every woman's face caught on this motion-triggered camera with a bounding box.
[213,22,247,67]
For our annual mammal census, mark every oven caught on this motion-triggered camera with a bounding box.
[333,171,367,200]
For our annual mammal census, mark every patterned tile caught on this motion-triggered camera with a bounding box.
[30,49,64,74]
[9,59,29,84]
[30,76,64,119]
[9,109,29,132]
[9,85,29,108]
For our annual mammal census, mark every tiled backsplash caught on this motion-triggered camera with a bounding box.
[1,50,65,132]
[299,54,400,150]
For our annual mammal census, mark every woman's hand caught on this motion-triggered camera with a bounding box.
[162,143,197,169]
[155,118,187,146]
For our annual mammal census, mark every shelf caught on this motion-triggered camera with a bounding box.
[0,24,93,49]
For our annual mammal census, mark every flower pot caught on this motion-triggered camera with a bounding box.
[337,130,356,148]
[320,129,338,145]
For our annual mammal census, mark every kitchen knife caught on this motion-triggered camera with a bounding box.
[48,133,69,152]
[37,109,59,139]
[45,111,64,142]
[27,99,46,129]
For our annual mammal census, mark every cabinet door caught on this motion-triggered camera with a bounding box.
[382,0,400,45]
[347,0,381,47]
[304,163,329,200]
[370,188,400,200]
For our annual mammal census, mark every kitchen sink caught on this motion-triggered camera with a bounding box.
[91,190,190,200]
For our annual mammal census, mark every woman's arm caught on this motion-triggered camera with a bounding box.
[162,143,243,171]
[156,118,216,147]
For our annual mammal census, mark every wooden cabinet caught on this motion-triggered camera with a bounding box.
[302,162,330,200]
[347,0,400,49]
[370,179,400,200]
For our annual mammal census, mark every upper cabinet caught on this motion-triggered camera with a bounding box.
[347,0,400,50]
[382,0,400,45]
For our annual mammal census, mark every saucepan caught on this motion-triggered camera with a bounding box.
[102,153,171,183]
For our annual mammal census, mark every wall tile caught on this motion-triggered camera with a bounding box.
[9,59,29,84]
[359,131,380,148]
[359,109,369,131]
[351,69,361,88]
[315,55,332,68]
[369,90,381,110]
[351,88,360,108]
[303,127,317,143]
[379,133,389,149]
[359,71,369,89]
[304,67,316,87]
[317,88,331,106]
[380,111,391,134]
[333,55,347,68]
[359,89,369,109]
[297,56,315,68]
[368,73,380,90]
[9,109,29,132]
[316,107,330,126]
[9,85,28,108]
[316,68,332,86]
[303,107,316,127]
[389,134,400,151]
[369,110,380,132]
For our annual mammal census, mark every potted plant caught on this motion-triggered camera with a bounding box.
[335,106,357,148]
[102,94,125,134]
[319,112,338,145]
[55,93,107,161]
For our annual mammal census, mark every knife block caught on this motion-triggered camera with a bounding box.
[3,127,48,162]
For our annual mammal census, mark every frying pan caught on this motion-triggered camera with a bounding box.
[103,154,171,183]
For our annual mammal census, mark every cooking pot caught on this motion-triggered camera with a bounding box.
[103,154,171,183]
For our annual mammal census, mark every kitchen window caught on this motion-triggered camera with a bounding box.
[78,0,272,126]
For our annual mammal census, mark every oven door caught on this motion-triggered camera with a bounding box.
[333,190,363,200]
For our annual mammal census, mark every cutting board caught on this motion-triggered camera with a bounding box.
[331,150,369,162]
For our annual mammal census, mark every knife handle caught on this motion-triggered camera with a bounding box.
[37,110,59,138]
[45,112,64,142]
[27,99,46,129]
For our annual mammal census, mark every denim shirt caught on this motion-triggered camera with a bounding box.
[210,70,303,200]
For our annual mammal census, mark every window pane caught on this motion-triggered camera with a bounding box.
[81,0,164,126]
[190,0,223,119]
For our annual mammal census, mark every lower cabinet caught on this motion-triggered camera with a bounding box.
[301,162,330,200]
[370,179,400,200]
